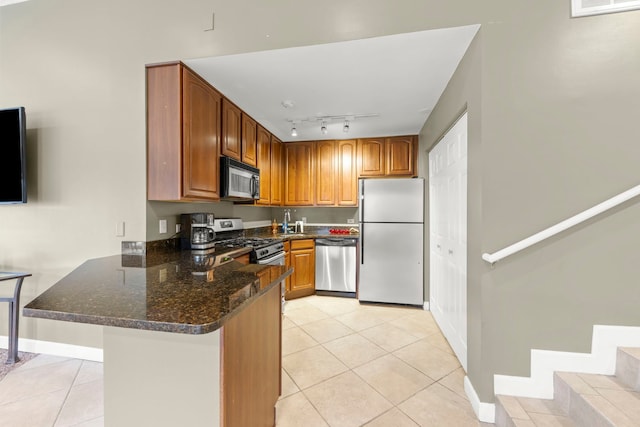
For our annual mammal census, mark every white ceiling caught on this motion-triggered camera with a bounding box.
[185,25,479,143]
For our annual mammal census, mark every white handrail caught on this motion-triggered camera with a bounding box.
[482,183,640,265]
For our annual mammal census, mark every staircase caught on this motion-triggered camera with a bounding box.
[495,347,640,426]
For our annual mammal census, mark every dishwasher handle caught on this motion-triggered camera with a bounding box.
[315,238,358,247]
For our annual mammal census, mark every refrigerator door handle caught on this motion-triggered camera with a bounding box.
[360,223,364,264]
[358,179,364,223]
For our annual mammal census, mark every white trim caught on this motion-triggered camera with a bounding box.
[0,336,103,362]
[483,183,640,264]
[464,375,495,423]
[494,325,640,399]
[423,301,430,311]
[571,0,640,17]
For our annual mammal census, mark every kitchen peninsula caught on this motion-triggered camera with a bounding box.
[23,250,292,427]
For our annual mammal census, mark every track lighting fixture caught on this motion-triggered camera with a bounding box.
[320,121,328,135]
[343,120,350,133]
[291,126,297,137]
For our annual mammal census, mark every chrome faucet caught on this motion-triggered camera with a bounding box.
[283,209,291,233]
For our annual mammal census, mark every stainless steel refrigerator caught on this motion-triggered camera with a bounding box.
[358,178,424,305]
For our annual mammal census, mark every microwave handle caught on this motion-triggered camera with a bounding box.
[251,175,259,198]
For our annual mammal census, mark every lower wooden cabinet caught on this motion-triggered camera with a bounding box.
[285,239,315,300]
[221,283,281,427]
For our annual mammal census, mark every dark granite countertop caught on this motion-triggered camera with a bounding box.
[23,250,292,335]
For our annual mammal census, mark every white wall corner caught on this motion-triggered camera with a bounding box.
[464,375,495,423]
[423,301,430,311]
[494,324,640,399]
[0,336,103,362]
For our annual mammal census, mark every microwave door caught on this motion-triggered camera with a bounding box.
[228,167,254,198]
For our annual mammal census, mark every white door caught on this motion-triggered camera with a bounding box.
[429,113,468,371]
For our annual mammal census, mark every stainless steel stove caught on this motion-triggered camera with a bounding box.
[213,218,284,264]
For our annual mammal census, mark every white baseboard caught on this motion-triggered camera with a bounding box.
[423,301,430,311]
[494,324,640,399]
[464,375,495,423]
[0,336,103,362]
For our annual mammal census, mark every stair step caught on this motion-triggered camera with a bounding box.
[554,372,640,427]
[495,395,577,427]
[615,348,640,391]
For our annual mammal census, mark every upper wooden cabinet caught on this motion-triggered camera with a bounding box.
[315,140,337,206]
[358,138,386,177]
[221,98,242,160]
[241,114,257,166]
[256,125,271,206]
[147,62,221,201]
[357,136,417,178]
[337,139,358,206]
[270,136,283,206]
[386,135,417,176]
[284,142,315,206]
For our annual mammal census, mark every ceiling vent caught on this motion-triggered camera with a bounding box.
[571,0,640,17]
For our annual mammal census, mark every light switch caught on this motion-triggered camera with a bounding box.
[116,221,125,237]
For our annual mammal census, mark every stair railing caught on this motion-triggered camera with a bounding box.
[482,183,640,265]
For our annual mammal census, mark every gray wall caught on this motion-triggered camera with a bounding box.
[421,1,640,401]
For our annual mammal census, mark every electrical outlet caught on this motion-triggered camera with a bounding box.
[159,219,167,234]
[347,218,355,224]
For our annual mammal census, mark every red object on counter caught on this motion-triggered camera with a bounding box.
[329,229,350,234]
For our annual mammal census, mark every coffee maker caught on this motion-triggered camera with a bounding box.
[180,213,216,250]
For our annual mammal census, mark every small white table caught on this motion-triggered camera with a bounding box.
[0,272,31,364]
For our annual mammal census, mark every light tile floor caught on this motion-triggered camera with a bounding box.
[278,295,492,427]
[0,295,491,426]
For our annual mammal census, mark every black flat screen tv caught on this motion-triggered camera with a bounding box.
[0,107,27,204]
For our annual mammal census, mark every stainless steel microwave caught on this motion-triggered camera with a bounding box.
[220,156,260,200]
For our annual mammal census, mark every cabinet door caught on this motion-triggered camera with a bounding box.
[337,140,358,206]
[288,241,315,300]
[358,138,385,177]
[315,140,336,206]
[181,67,221,200]
[386,136,416,176]
[241,113,257,166]
[284,142,315,206]
[221,98,241,160]
[270,136,283,206]
[256,125,271,205]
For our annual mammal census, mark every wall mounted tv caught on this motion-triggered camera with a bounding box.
[0,107,27,204]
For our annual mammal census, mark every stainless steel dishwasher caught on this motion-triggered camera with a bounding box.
[315,238,357,297]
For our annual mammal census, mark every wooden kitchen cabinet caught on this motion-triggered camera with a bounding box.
[358,138,386,177]
[284,142,315,206]
[386,135,417,176]
[147,62,221,201]
[221,282,281,427]
[256,125,271,205]
[337,139,358,206]
[286,239,315,300]
[241,113,257,166]
[270,136,283,206]
[315,140,336,206]
[221,98,242,161]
